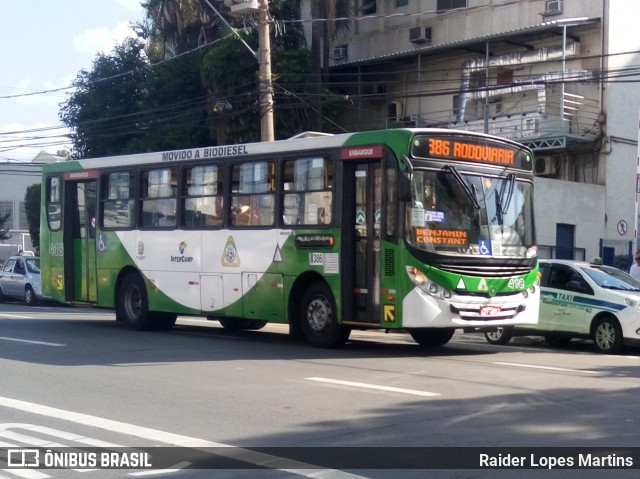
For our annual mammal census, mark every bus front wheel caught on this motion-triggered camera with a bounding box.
[299,282,350,348]
[117,273,152,330]
[484,327,513,345]
[409,328,455,347]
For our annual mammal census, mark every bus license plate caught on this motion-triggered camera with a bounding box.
[480,306,501,317]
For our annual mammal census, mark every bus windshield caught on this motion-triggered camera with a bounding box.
[406,168,534,257]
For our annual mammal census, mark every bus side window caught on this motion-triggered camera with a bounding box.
[281,156,333,227]
[231,161,275,227]
[182,165,223,229]
[141,168,177,229]
[101,171,135,229]
[46,176,62,231]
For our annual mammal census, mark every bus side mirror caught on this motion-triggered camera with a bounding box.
[398,173,412,202]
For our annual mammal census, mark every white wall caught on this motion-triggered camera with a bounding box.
[534,177,605,259]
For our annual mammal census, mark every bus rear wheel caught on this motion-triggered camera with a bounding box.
[409,328,455,347]
[299,282,350,348]
[117,273,152,330]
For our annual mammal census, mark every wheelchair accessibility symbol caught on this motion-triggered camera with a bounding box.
[479,240,492,256]
[97,234,107,253]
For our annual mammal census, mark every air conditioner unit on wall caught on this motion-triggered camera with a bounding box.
[409,27,432,44]
[544,0,563,15]
[333,45,348,60]
[534,156,558,176]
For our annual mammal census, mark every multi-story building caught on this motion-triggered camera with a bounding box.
[0,151,64,262]
[300,0,640,268]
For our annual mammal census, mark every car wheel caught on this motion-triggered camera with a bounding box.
[484,327,513,345]
[299,282,350,348]
[25,286,37,306]
[592,316,623,354]
[0,287,4,303]
[409,328,455,347]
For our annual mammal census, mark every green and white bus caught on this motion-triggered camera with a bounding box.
[41,128,539,348]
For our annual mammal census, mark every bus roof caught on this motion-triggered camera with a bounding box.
[42,128,532,173]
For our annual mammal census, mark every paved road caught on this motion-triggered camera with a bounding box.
[1,302,639,478]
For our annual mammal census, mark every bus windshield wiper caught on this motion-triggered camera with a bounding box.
[443,165,480,211]
[495,173,515,232]
[499,173,516,213]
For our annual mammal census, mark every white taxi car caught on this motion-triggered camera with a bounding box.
[483,259,640,354]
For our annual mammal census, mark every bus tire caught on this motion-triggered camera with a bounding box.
[117,273,152,330]
[300,282,350,348]
[484,327,513,345]
[219,318,267,331]
[592,316,623,354]
[409,328,455,347]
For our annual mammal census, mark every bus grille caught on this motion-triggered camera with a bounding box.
[439,263,531,277]
[451,304,525,321]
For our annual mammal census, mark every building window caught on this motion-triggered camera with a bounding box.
[437,0,467,12]
[361,0,377,15]
[19,202,28,230]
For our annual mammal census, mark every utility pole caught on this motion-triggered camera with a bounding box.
[210,0,275,141]
[257,0,274,141]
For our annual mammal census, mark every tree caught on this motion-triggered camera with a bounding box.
[59,38,150,158]
[60,0,317,155]
[24,184,41,255]
[0,213,10,242]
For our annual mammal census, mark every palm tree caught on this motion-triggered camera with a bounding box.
[141,0,226,58]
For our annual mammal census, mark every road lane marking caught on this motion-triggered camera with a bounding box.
[129,462,192,476]
[0,396,367,479]
[0,338,65,347]
[306,377,440,397]
[0,314,32,319]
[493,361,600,375]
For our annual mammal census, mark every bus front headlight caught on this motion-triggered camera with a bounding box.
[406,266,453,300]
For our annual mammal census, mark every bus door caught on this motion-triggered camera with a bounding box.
[342,159,382,324]
[63,177,98,303]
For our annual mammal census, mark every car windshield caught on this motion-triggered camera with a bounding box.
[405,168,534,257]
[581,267,640,291]
[599,265,640,289]
[25,258,40,274]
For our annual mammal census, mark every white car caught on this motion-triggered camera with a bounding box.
[0,256,50,305]
[483,259,640,354]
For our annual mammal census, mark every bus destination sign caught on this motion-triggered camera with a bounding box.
[411,135,532,170]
